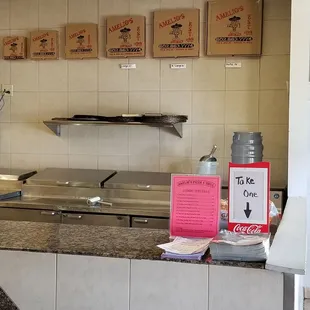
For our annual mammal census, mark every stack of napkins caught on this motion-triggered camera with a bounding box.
[210,230,270,262]
[157,237,212,261]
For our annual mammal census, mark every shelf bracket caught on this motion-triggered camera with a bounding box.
[44,122,61,136]
[172,123,183,138]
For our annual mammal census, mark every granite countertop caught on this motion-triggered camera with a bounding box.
[0,220,265,269]
[0,287,19,310]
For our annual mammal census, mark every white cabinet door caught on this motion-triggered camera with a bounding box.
[56,254,130,310]
[130,260,208,310]
[0,250,56,310]
[209,265,283,310]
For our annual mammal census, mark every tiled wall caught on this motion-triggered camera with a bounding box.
[0,0,290,184]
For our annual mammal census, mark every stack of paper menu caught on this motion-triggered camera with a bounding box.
[157,237,212,261]
[210,230,270,262]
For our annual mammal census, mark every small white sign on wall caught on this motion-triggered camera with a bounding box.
[120,64,136,69]
[170,64,187,69]
[225,61,242,68]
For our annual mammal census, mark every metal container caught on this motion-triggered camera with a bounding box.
[231,132,263,164]
[0,169,37,193]
[26,168,116,188]
[104,171,171,192]
[0,169,37,181]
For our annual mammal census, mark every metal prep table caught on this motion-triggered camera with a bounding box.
[0,169,172,228]
[0,168,37,198]
[0,168,134,227]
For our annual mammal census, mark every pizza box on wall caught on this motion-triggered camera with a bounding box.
[153,9,200,58]
[30,30,59,60]
[207,0,263,56]
[3,36,27,60]
[106,16,146,58]
[65,23,98,59]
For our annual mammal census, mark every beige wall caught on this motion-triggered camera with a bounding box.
[0,0,290,184]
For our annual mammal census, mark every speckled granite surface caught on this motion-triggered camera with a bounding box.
[0,287,19,310]
[0,220,265,269]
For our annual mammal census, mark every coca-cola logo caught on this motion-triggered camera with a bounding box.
[233,224,262,234]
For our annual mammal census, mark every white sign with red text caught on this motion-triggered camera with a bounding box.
[228,162,270,234]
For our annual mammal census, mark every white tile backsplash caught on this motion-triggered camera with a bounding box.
[99,0,130,25]
[262,20,291,55]
[192,125,225,158]
[39,126,69,155]
[160,91,192,123]
[68,92,98,115]
[192,91,225,124]
[39,0,67,28]
[226,58,260,91]
[0,154,10,168]
[10,0,39,29]
[39,92,68,121]
[98,92,128,115]
[39,61,68,91]
[0,1,9,30]
[99,59,129,91]
[0,0,290,185]
[98,155,129,170]
[259,90,289,125]
[10,123,41,154]
[11,61,39,91]
[0,60,11,85]
[129,155,159,172]
[264,0,291,20]
[129,126,159,156]
[129,0,160,25]
[0,124,11,153]
[69,154,98,169]
[11,153,40,169]
[69,126,99,155]
[68,61,98,91]
[160,156,192,173]
[160,125,191,157]
[193,58,226,90]
[39,154,69,169]
[161,59,193,91]
[260,55,290,90]
[68,0,98,23]
[161,0,194,9]
[129,91,160,113]
[98,126,129,155]
[225,91,259,125]
[11,92,39,122]
[129,59,160,91]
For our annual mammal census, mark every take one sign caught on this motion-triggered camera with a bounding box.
[228,162,270,234]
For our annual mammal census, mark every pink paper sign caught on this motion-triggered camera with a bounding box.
[170,175,221,238]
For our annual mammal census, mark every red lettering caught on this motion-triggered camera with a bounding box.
[69,29,86,40]
[159,14,185,28]
[108,18,134,33]
[233,224,263,234]
[32,32,49,42]
[216,6,244,21]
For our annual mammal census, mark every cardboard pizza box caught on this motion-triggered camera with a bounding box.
[106,16,146,58]
[30,30,59,60]
[3,36,27,60]
[65,23,98,59]
[207,0,263,56]
[153,9,200,58]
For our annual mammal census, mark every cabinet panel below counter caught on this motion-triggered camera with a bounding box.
[0,207,61,223]
[131,217,169,229]
[62,213,130,227]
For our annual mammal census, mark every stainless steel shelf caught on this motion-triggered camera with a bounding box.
[43,119,184,138]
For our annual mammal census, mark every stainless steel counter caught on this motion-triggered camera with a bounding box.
[0,196,170,218]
